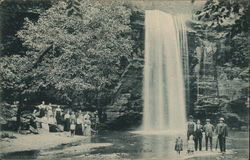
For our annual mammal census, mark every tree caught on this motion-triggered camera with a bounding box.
[0,0,52,56]
[191,0,249,67]
[1,0,134,105]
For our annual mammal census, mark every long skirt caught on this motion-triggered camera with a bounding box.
[175,143,183,151]
[56,112,63,125]
[84,125,91,136]
[64,118,70,131]
[75,124,83,135]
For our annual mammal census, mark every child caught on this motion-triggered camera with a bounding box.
[187,135,195,154]
[175,137,183,155]
[70,118,76,137]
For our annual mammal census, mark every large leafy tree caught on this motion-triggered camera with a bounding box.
[1,0,134,105]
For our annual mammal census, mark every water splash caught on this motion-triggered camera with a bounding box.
[143,10,187,133]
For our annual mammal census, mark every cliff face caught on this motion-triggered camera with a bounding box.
[104,59,144,130]
[189,34,249,128]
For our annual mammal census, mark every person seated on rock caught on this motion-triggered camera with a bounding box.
[48,114,62,132]
[29,113,38,134]
[32,109,42,128]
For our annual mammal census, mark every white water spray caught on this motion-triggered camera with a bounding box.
[143,10,188,132]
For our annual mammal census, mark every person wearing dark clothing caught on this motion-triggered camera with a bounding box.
[204,119,214,151]
[64,110,70,131]
[29,111,38,134]
[215,117,228,153]
[94,114,99,131]
[55,105,62,124]
[38,101,46,118]
[187,115,196,140]
[175,137,183,155]
[39,108,46,118]
[75,111,83,135]
[194,119,203,151]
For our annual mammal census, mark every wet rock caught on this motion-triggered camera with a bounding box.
[240,126,248,131]
[104,60,144,130]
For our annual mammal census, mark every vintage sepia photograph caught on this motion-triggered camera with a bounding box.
[0,0,249,159]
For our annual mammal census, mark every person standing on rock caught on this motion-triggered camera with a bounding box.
[215,117,228,153]
[194,119,203,151]
[55,105,62,124]
[204,119,214,151]
[187,115,196,140]
[46,104,53,120]
[38,101,46,118]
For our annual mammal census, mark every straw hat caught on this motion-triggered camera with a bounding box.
[219,117,224,121]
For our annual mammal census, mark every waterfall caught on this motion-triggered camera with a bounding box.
[143,10,188,132]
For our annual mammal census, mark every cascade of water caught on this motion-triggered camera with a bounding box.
[143,10,188,132]
[175,15,190,114]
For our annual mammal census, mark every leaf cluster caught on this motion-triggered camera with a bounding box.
[1,0,135,104]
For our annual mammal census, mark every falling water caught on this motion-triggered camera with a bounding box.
[143,10,188,132]
[175,15,190,115]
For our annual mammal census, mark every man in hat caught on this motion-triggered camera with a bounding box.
[215,117,228,153]
[194,119,203,151]
[187,115,196,140]
[204,119,214,151]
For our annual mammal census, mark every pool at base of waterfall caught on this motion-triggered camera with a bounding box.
[1,131,248,160]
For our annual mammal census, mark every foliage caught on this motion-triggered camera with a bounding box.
[0,0,51,56]
[191,0,249,68]
[1,0,135,105]
[190,0,249,124]
[0,55,29,100]
[194,0,248,35]
[0,103,18,121]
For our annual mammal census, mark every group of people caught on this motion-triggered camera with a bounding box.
[175,115,228,155]
[30,101,98,137]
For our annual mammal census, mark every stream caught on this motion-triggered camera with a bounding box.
[1,131,249,160]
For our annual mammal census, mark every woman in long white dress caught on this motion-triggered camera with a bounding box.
[83,118,92,136]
